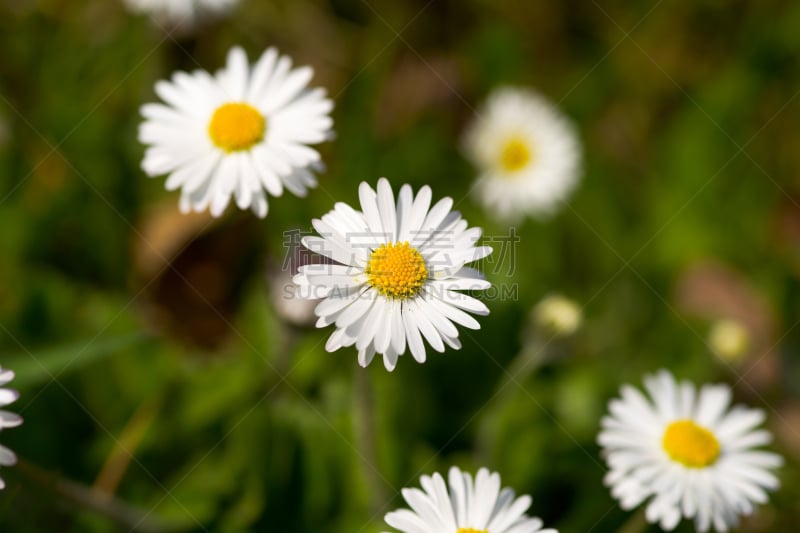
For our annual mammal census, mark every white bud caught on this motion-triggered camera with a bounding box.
[708,319,750,362]
[270,271,318,327]
[533,294,582,337]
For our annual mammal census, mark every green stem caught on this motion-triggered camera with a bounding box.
[616,507,648,533]
[475,337,549,461]
[15,458,181,532]
[496,337,549,397]
[353,367,386,513]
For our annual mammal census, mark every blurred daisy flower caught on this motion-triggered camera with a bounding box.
[124,0,239,26]
[0,367,22,490]
[383,466,557,533]
[294,178,492,371]
[139,46,333,218]
[463,87,581,221]
[598,370,782,532]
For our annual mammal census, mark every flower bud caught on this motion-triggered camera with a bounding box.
[708,319,750,363]
[533,294,582,337]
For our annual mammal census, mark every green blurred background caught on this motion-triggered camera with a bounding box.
[1,0,799,531]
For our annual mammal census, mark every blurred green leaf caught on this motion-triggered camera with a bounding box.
[12,333,150,389]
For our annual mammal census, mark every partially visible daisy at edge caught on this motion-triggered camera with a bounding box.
[139,45,333,218]
[293,178,493,371]
[383,466,557,533]
[0,367,23,490]
[463,86,581,222]
[124,0,240,26]
[598,369,782,532]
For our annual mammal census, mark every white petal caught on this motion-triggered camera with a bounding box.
[427,297,481,330]
[246,47,278,102]
[219,46,249,100]
[263,66,314,114]
[418,196,454,241]
[359,181,387,241]
[0,389,18,406]
[335,290,376,328]
[439,290,490,316]
[376,178,397,243]
[428,277,491,292]
[402,301,426,363]
[357,296,386,352]
[251,145,285,197]
[390,298,406,355]
[448,467,468,526]
[383,345,399,371]
[406,185,433,247]
[0,411,22,429]
[0,445,16,466]
[301,236,361,267]
[396,184,415,243]
[358,345,376,368]
[384,509,428,533]
[0,369,15,386]
[409,299,445,353]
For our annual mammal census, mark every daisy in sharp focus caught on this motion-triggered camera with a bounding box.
[463,87,581,222]
[139,46,333,218]
[0,367,22,490]
[124,0,239,26]
[383,466,557,533]
[598,370,782,532]
[293,178,493,371]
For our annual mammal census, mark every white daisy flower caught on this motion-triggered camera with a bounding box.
[293,178,493,371]
[383,466,557,533]
[0,367,22,490]
[463,87,581,221]
[124,0,239,26]
[598,369,783,532]
[139,46,334,218]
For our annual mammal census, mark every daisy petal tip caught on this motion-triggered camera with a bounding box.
[382,357,397,372]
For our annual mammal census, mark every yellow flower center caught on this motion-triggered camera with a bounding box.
[499,136,533,172]
[456,529,488,533]
[366,242,427,299]
[208,102,266,152]
[662,419,721,468]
